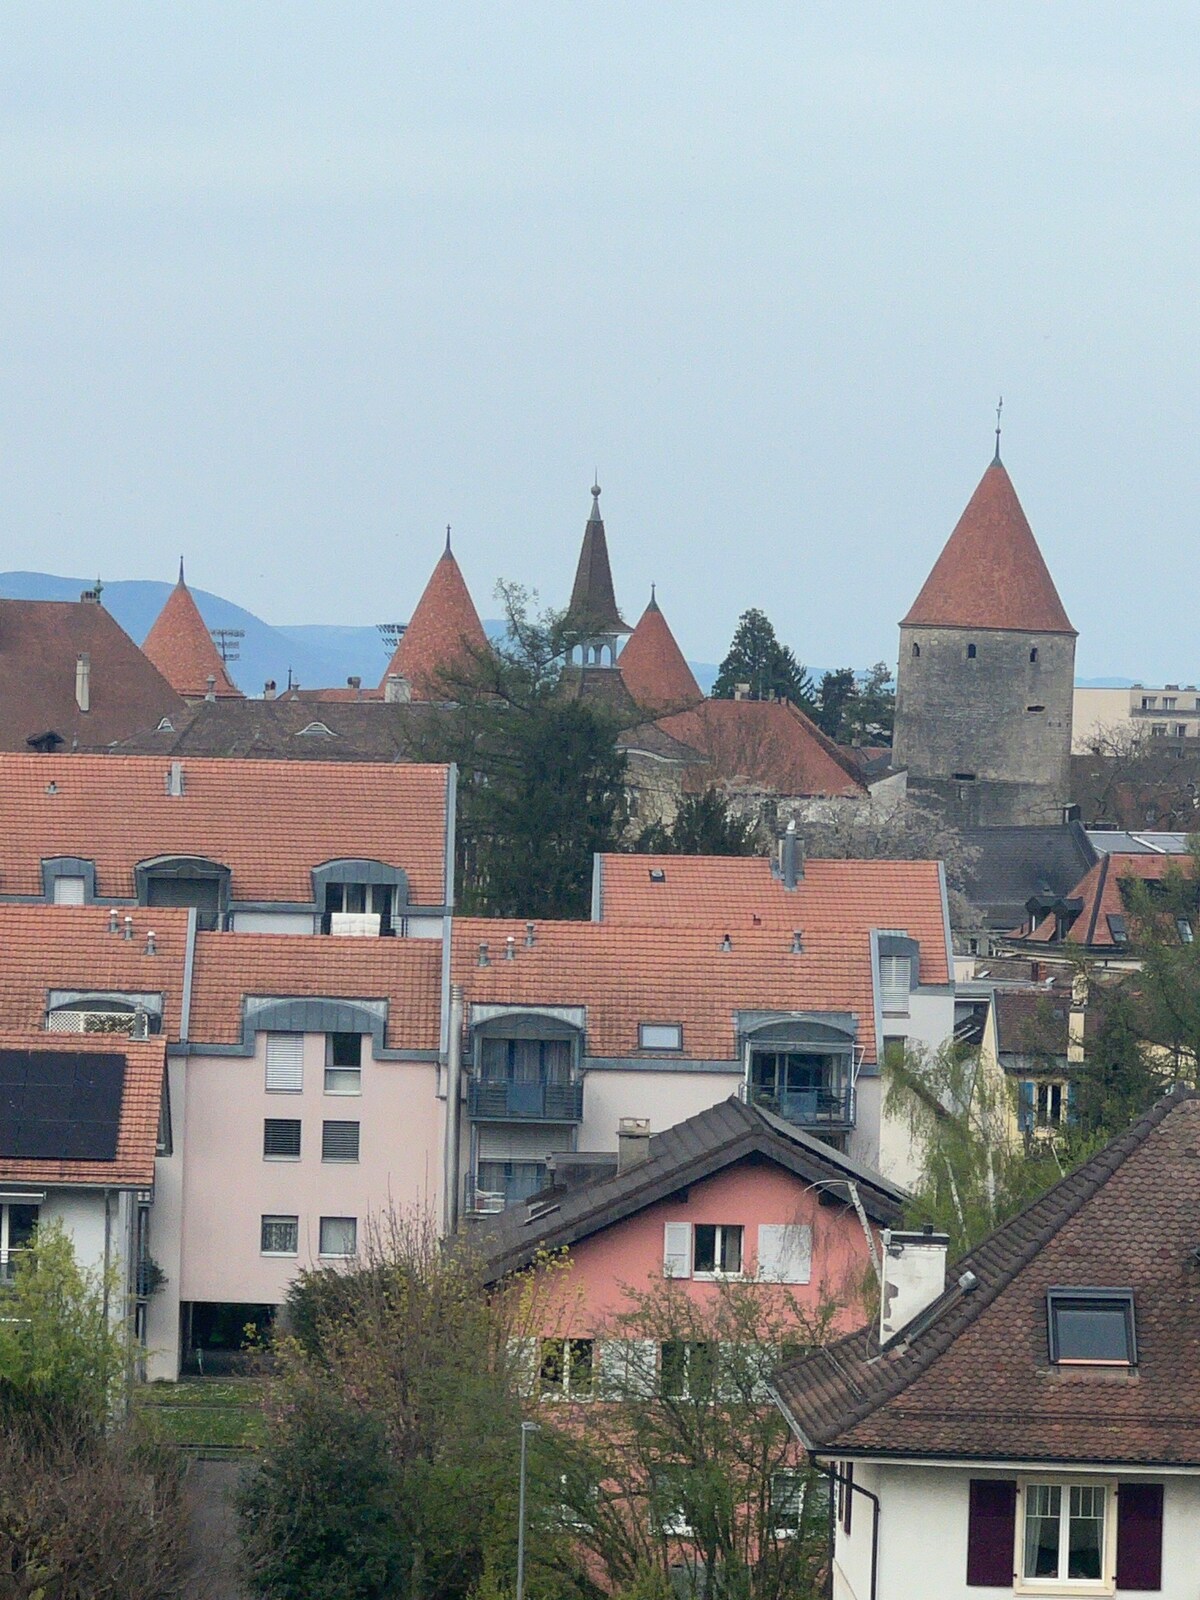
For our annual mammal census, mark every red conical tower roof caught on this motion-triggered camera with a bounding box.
[902,457,1075,635]
[380,531,489,699]
[142,561,243,699]
[619,587,702,711]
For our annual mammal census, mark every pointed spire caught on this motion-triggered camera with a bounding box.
[994,396,1003,464]
[618,588,702,711]
[142,565,244,698]
[379,533,490,698]
[902,455,1075,635]
[566,481,628,635]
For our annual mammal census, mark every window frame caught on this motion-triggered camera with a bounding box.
[538,1336,595,1402]
[324,1031,364,1095]
[1046,1288,1137,1367]
[318,1215,358,1258]
[321,1119,361,1163]
[1014,1477,1115,1594]
[639,1022,684,1052]
[692,1222,744,1279]
[263,1117,302,1161]
[0,1201,39,1281]
[265,1031,305,1094]
[659,1339,716,1402]
[260,1214,299,1257]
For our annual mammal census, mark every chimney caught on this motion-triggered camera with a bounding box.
[617,1117,651,1172]
[385,674,412,704]
[131,1003,149,1040]
[477,941,490,967]
[346,676,362,695]
[780,818,804,888]
[74,653,91,713]
[879,1227,949,1343]
[205,675,217,702]
[733,682,750,702]
[263,680,277,700]
[525,921,536,948]
[166,760,185,797]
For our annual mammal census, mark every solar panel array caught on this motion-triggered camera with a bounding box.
[0,1048,125,1161]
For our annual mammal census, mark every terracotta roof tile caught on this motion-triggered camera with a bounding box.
[142,570,243,699]
[657,700,867,798]
[379,541,489,698]
[902,459,1075,635]
[454,917,882,1063]
[187,931,442,1050]
[597,853,950,985]
[618,591,702,712]
[1026,852,1187,948]
[0,753,450,906]
[0,1031,166,1189]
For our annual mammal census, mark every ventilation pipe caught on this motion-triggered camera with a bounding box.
[166,761,185,797]
[477,942,490,967]
[205,675,216,702]
[525,921,536,947]
[781,818,803,888]
[617,1117,651,1172]
[74,653,91,713]
[122,914,134,941]
[504,935,516,961]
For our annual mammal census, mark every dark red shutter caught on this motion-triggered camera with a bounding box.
[966,1479,1016,1586]
[1116,1482,1163,1590]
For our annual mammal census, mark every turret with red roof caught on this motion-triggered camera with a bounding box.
[618,585,702,713]
[378,529,489,701]
[142,560,243,701]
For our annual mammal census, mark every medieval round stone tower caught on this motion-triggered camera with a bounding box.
[892,449,1076,827]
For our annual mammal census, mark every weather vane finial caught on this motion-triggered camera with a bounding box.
[994,396,1003,462]
[444,523,452,555]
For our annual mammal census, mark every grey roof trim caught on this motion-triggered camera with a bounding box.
[737,1009,857,1037]
[583,1057,739,1074]
[48,989,162,1013]
[41,857,98,902]
[590,852,604,922]
[180,907,196,1042]
[168,993,437,1062]
[470,1003,586,1030]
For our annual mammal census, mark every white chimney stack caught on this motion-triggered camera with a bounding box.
[879,1227,949,1343]
[617,1117,651,1172]
[74,653,91,713]
[385,674,412,704]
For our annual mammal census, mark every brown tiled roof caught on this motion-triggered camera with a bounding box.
[1026,853,1186,948]
[141,568,243,699]
[566,487,628,634]
[597,854,950,985]
[186,931,442,1050]
[0,754,450,905]
[454,917,882,1063]
[657,700,868,798]
[0,905,190,1038]
[379,539,489,698]
[775,1089,1200,1466]
[618,591,702,712]
[111,699,439,760]
[0,598,184,752]
[0,1031,166,1189]
[901,459,1075,635]
[478,1096,906,1281]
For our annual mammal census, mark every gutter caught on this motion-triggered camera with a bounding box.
[179,906,196,1045]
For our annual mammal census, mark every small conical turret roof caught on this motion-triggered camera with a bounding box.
[566,484,628,634]
[902,458,1075,635]
[619,586,702,711]
[142,561,243,699]
[379,532,489,699]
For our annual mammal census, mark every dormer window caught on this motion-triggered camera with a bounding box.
[1046,1288,1136,1366]
[135,855,229,932]
[1106,914,1128,946]
[297,721,336,738]
[313,860,409,937]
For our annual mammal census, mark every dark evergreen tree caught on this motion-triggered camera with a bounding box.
[633,787,760,856]
[813,668,856,739]
[712,609,814,710]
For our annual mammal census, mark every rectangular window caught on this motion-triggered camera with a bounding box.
[1047,1289,1136,1366]
[0,1202,38,1282]
[1176,724,1188,739]
[880,954,911,1011]
[260,1215,298,1255]
[1178,918,1195,945]
[321,1120,360,1162]
[538,1337,594,1400]
[1163,697,1177,710]
[1151,723,1166,737]
[265,1032,304,1093]
[1020,1480,1110,1586]
[660,1340,715,1401]
[1106,913,1128,945]
[263,1118,302,1160]
[654,1467,696,1537]
[638,1022,683,1051]
[770,1472,807,1538]
[693,1223,743,1277]
[319,1216,357,1257]
[325,1031,363,1094]
[51,875,86,905]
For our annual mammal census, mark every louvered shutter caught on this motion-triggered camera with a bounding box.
[265,1032,304,1092]
[880,955,911,1010]
[597,1339,658,1398]
[321,1121,360,1161]
[263,1118,301,1158]
[1116,1482,1163,1590]
[663,1221,692,1278]
[757,1224,813,1284]
[965,1479,1016,1586]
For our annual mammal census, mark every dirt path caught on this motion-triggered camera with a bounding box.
[183,1458,250,1600]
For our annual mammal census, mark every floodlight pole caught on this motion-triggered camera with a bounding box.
[517,1419,539,1600]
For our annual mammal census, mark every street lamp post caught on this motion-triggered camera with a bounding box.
[516,1419,539,1600]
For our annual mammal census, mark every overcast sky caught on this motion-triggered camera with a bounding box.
[2,5,1197,678]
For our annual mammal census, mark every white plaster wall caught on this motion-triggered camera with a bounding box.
[1072,687,1134,753]
[42,1188,109,1272]
[579,1068,742,1150]
[144,1055,186,1380]
[404,916,443,940]
[231,911,315,935]
[180,1032,444,1306]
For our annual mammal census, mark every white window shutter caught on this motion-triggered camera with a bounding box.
[265,1032,304,1092]
[758,1224,812,1285]
[880,955,911,1010]
[663,1221,692,1279]
[598,1338,658,1399]
[508,1337,539,1399]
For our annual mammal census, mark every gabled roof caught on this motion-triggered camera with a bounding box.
[0,1031,166,1189]
[775,1088,1200,1466]
[657,699,868,799]
[142,565,243,699]
[112,698,440,760]
[453,916,884,1063]
[901,458,1075,636]
[618,589,703,712]
[478,1095,905,1281]
[0,754,451,906]
[1024,851,1189,949]
[595,854,950,986]
[378,536,489,698]
[0,597,184,752]
[565,485,628,635]
[959,822,1097,932]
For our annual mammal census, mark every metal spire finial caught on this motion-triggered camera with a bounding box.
[444,524,452,555]
[178,556,185,585]
[994,396,1003,463]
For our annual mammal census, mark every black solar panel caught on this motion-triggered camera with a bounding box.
[0,1049,125,1162]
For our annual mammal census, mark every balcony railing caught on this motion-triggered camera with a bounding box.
[749,1083,856,1131]
[467,1079,584,1122]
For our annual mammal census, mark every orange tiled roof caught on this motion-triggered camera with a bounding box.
[0,754,450,905]
[618,590,702,712]
[379,540,489,698]
[901,458,1075,635]
[0,1031,166,1189]
[453,917,881,1063]
[142,569,244,699]
[1027,852,1188,948]
[596,853,949,984]
[658,699,867,798]
[0,905,190,1036]
[186,930,443,1050]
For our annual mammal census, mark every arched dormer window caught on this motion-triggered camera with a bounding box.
[312,860,409,936]
[134,856,230,931]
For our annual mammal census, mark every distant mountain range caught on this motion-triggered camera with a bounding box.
[0,571,722,695]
